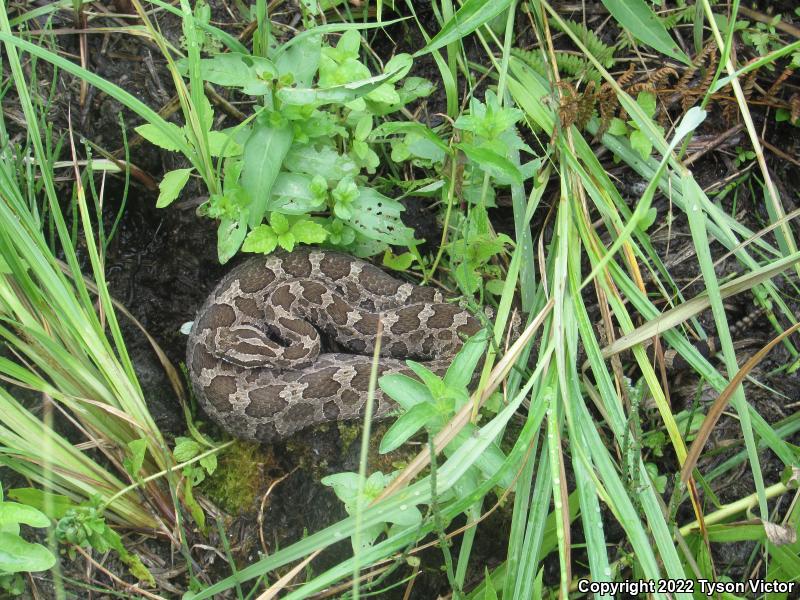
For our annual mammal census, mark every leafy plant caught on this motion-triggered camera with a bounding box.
[321,471,422,550]
[54,501,154,586]
[606,91,664,159]
[378,332,511,488]
[0,482,55,596]
[140,16,434,262]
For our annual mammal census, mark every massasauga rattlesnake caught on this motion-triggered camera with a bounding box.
[186,248,488,442]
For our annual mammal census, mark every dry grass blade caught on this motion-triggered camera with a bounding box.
[680,321,800,485]
[601,251,800,360]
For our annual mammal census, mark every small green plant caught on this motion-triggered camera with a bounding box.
[54,500,154,586]
[139,15,434,263]
[0,482,55,596]
[381,89,529,293]
[172,435,220,533]
[607,91,664,160]
[377,332,511,488]
[734,145,756,166]
[321,471,422,550]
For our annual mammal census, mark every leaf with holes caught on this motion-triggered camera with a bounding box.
[217,211,249,263]
[348,188,416,246]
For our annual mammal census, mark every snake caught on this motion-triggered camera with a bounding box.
[186,248,487,443]
[186,249,766,443]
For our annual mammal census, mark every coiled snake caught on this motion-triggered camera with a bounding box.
[187,249,485,442]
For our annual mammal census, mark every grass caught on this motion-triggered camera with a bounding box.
[0,0,799,597]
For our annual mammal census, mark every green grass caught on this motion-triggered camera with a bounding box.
[1,0,799,597]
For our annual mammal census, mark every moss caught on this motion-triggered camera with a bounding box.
[199,441,275,515]
[336,421,361,452]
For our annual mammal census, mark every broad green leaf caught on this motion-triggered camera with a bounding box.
[283,144,359,182]
[135,122,187,152]
[457,143,523,185]
[372,121,449,152]
[156,168,193,208]
[382,251,414,271]
[275,33,321,87]
[199,453,217,475]
[217,211,249,263]
[378,373,432,409]
[354,115,372,141]
[7,489,73,520]
[277,232,295,251]
[290,219,328,244]
[444,332,488,389]
[405,361,446,397]
[636,91,657,118]
[207,131,243,157]
[173,437,201,462]
[268,173,326,214]
[349,188,416,245]
[0,502,50,528]
[242,225,278,254]
[607,117,628,136]
[629,129,652,160]
[482,568,499,600]
[179,53,277,95]
[0,532,55,573]
[419,0,514,57]
[123,438,148,477]
[383,53,413,83]
[277,72,400,106]
[379,402,440,453]
[241,121,294,228]
[600,0,691,65]
[270,212,290,235]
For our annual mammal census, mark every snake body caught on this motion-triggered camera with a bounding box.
[187,249,484,442]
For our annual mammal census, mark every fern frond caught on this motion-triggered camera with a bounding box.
[511,48,602,85]
[551,18,615,68]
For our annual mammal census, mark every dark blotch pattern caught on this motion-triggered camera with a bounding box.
[301,281,325,305]
[207,376,237,411]
[283,253,312,277]
[339,388,362,408]
[322,401,340,420]
[319,254,352,279]
[270,285,294,309]
[204,304,236,329]
[353,313,379,335]
[348,338,367,354]
[245,386,289,418]
[237,262,275,293]
[427,305,461,329]
[350,363,372,392]
[234,296,260,317]
[298,367,342,398]
[393,306,422,334]
[284,402,317,424]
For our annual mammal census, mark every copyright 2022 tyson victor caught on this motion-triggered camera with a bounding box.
[577,578,796,596]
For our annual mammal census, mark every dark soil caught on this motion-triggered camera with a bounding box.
[4,0,800,598]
